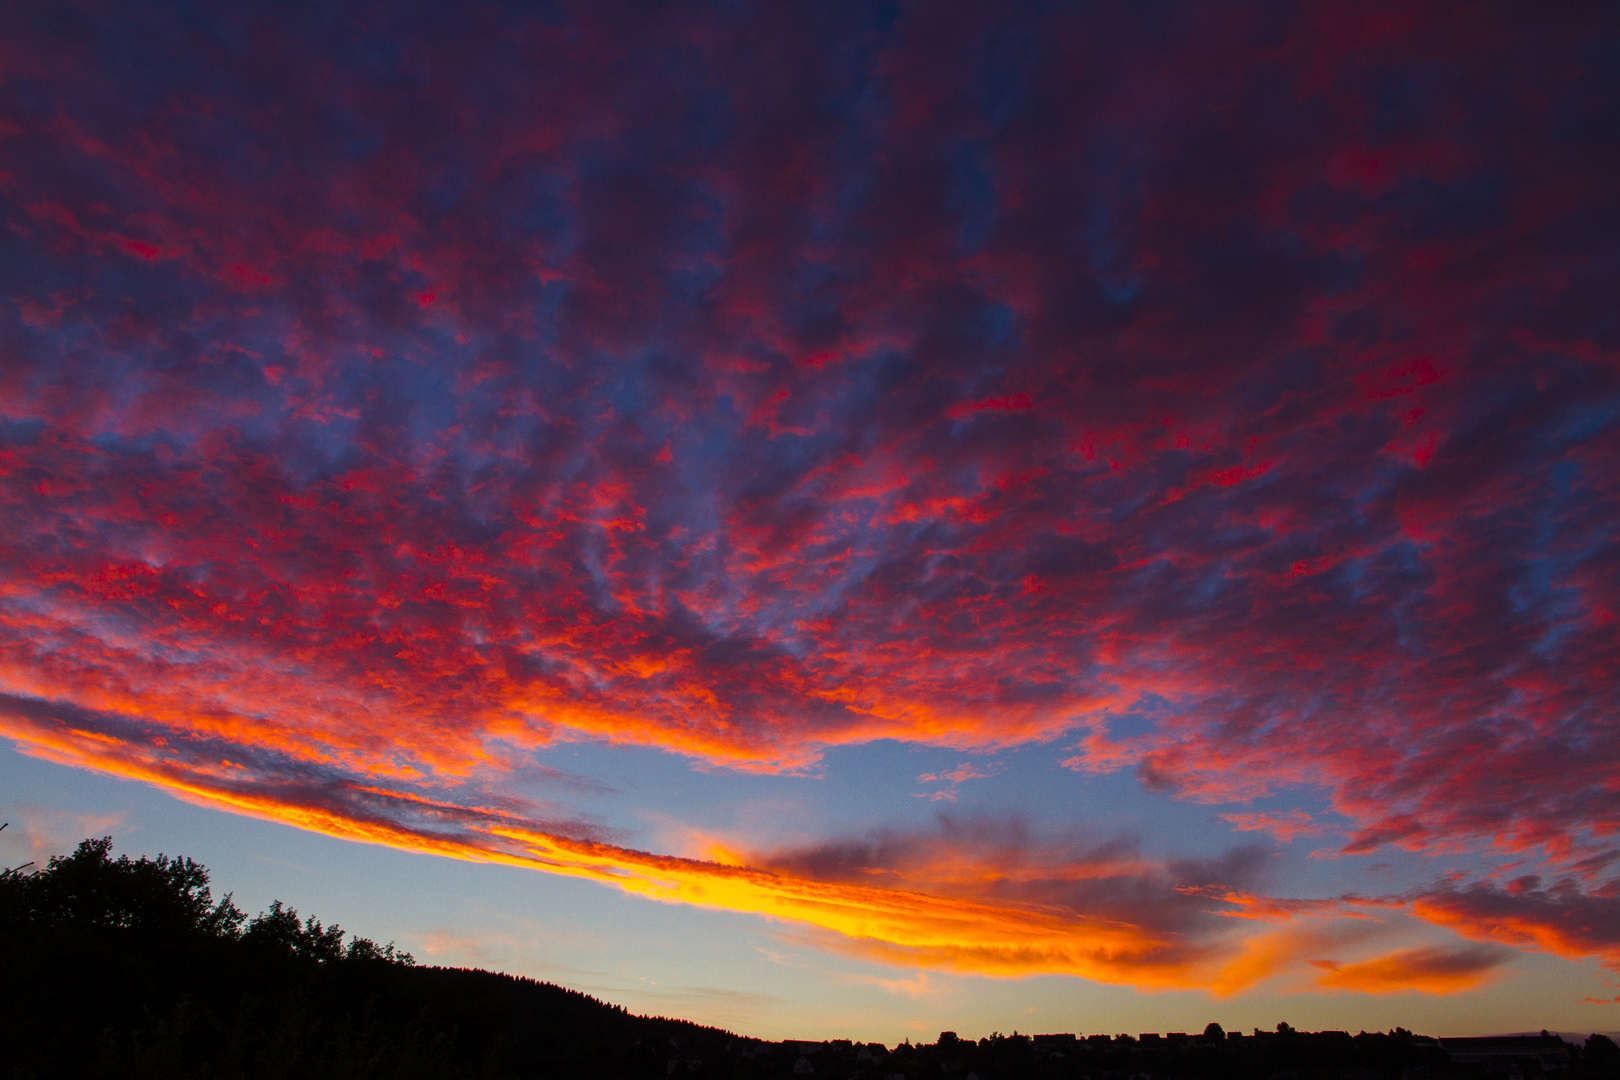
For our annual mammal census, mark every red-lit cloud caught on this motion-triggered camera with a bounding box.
[1219,811,1329,845]
[1,0,1617,992]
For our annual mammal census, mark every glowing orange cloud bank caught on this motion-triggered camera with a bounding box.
[0,697,1536,997]
[0,701,1228,989]
[1413,886,1620,971]
[1312,946,1508,995]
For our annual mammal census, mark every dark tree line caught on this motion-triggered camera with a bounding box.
[2,835,1617,1079]
[0,836,735,1079]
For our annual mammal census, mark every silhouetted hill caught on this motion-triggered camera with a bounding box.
[0,837,738,1078]
[2,837,1617,1079]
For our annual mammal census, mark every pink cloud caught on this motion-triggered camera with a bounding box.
[1220,810,1330,844]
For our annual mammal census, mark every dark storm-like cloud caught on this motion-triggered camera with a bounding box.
[1415,877,1620,970]
[2,0,1619,982]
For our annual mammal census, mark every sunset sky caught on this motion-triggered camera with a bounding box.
[3,0,1619,1042]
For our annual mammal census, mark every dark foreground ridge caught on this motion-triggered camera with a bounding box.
[2,837,1616,1079]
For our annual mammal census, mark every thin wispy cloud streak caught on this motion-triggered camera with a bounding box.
[2,0,1618,1004]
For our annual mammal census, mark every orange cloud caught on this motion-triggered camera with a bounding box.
[1311,945,1510,994]
[9,679,1607,1001]
[1412,881,1620,970]
[0,697,1362,994]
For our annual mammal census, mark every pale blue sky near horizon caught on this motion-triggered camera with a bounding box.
[6,740,1617,1044]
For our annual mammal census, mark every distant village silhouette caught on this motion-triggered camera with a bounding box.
[4,831,1616,1079]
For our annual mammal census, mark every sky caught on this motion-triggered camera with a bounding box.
[2,0,1619,1043]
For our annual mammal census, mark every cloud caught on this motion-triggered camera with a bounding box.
[0,692,1376,991]
[1412,879,1620,970]
[916,764,995,786]
[841,969,959,1001]
[1,805,128,865]
[0,0,1617,994]
[1311,945,1512,994]
[1220,810,1329,844]
[914,761,1000,800]
[745,816,1392,992]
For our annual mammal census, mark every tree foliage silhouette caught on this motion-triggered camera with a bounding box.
[0,835,727,1079]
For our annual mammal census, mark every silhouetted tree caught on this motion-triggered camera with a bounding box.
[6,835,245,937]
[0,835,737,1079]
